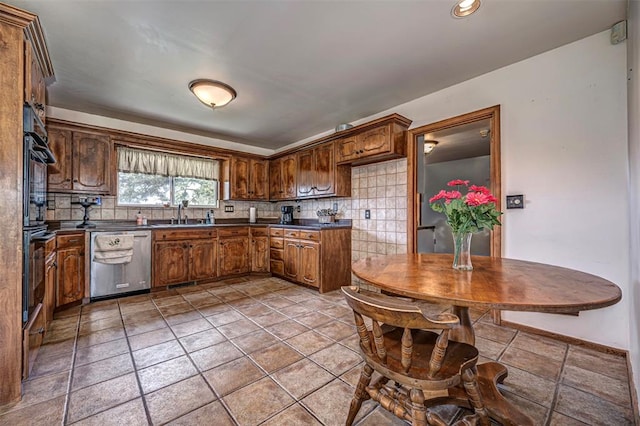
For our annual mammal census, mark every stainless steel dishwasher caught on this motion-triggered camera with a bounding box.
[90,230,151,300]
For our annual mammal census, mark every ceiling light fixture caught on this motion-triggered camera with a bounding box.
[452,0,481,18]
[424,140,439,154]
[188,79,237,109]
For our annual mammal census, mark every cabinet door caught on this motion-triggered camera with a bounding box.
[313,143,335,196]
[47,128,73,191]
[230,157,250,199]
[300,241,320,287]
[56,245,84,307]
[190,240,217,281]
[250,159,269,200]
[25,41,45,118]
[336,136,358,163]
[72,131,111,193]
[281,155,297,199]
[44,255,56,330]
[269,158,282,200]
[296,150,314,197]
[153,241,190,287]
[219,237,250,276]
[358,125,391,156]
[251,236,269,273]
[283,238,300,281]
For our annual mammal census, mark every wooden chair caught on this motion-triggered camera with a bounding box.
[342,286,490,426]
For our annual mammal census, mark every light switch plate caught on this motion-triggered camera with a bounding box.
[224,205,234,212]
[506,195,524,209]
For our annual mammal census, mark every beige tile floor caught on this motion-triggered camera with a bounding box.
[0,276,636,425]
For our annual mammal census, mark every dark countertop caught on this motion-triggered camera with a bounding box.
[46,219,352,233]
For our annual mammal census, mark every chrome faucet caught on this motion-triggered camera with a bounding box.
[177,200,189,224]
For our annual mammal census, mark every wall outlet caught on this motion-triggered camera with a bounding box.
[365,209,371,219]
[296,205,300,213]
[333,202,338,212]
[224,205,234,212]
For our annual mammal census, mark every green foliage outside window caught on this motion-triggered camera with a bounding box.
[118,172,218,207]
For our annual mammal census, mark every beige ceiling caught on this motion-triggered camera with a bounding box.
[9,0,626,150]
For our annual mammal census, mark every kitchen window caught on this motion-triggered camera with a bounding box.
[117,147,219,207]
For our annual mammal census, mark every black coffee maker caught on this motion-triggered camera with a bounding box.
[280,206,294,224]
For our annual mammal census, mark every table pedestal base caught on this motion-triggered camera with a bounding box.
[426,362,534,426]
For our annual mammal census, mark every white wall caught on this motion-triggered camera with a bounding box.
[626,0,640,410]
[340,31,631,350]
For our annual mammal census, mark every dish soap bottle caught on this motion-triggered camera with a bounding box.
[136,211,143,225]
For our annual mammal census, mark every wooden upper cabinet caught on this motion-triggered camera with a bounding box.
[73,132,111,193]
[269,154,297,200]
[312,143,335,196]
[24,40,46,119]
[47,123,113,194]
[334,115,412,166]
[250,158,268,199]
[47,128,73,190]
[296,142,350,199]
[229,157,268,200]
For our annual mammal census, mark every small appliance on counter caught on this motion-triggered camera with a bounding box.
[280,205,294,225]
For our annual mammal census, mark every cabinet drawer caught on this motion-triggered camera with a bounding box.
[269,227,284,237]
[57,233,84,249]
[284,229,299,238]
[154,229,217,241]
[251,227,269,237]
[270,260,284,276]
[270,248,284,261]
[218,227,249,238]
[298,230,320,242]
[270,238,284,249]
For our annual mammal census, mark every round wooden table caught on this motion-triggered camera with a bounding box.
[351,253,622,425]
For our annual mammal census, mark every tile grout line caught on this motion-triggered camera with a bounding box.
[61,309,82,425]
[543,342,570,426]
[119,298,155,426]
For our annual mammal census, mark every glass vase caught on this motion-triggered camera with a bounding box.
[452,231,473,271]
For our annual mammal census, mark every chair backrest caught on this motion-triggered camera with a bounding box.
[342,286,460,376]
[341,286,458,330]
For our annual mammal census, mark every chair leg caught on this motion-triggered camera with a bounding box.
[461,367,490,426]
[346,364,373,426]
[409,388,427,426]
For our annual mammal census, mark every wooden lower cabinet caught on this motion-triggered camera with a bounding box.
[22,303,45,380]
[277,227,351,293]
[56,233,85,308]
[43,238,57,330]
[153,241,190,286]
[191,240,217,280]
[219,236,250,276]
[152,229,217,287]
[250,227,269,273]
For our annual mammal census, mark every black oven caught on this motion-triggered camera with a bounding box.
[23,104,55,228]
[23,104,55,324]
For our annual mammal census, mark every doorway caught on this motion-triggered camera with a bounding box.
[407,105,501,257]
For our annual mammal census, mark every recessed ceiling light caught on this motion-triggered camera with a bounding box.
[188,79,237,109]
[452,0,481,18]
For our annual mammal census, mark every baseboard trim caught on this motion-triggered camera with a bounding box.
[625,355,640,424]
[500,319,626,356]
